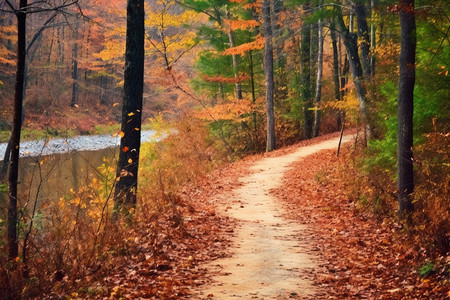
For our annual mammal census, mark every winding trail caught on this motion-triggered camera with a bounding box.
[197,135,354,299]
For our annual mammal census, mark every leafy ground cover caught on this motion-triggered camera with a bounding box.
[9,131,447,299]
[273,144,449,299]
[48,157,253,299]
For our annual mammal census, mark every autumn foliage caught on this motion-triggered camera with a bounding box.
[0,0,449,298]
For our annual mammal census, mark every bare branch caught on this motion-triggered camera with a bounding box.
[3,0,16,11]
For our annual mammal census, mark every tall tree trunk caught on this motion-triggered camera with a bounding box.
[341,51,349,101]
[248,50,258,145]
[300,2,313,139]
[2,12,57,181]
[47,28,54,65]
[8,0,28,260]
[397,0,415,219]
[114,0,145,210]
[355,2,372,77]
[226,8,243,100]
[330,20,342,128]
[71,19,79,107]
[100,75,106,105]
[312,18,323,138]
[58,25,65,65]
[337,10,372,140]
[263,0,275,151]
[349,14,354,33]
[370,0,377,76]
[272,0,284,65]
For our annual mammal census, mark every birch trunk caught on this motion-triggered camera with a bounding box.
[312,18,323,138]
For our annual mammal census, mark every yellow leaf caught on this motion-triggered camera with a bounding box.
[128,158,132,164]
[119,131,125,138]
[113,102,119,107]
[128,112,135,117]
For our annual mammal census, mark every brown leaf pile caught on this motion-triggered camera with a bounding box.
[62,160,254,299]
[272,145,449,299]
[47,132,447,299]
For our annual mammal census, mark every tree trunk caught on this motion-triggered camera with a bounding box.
[341,51,349,101]
[226,8,243,100]
[100,75,106,105]
[114,0,145,211]
[312,18,323,138]
[58,25,65,65]
[71,19,79,107]
[8,0,28,260]
[397,0,415,219]
[300,2,313,139]
[337,11,372,140]
[355,2,371,77]
[370,0,377,77]
[248,50,258,146]
[272,0,284,66]
[263,0,275,152]
[330,20,342,128]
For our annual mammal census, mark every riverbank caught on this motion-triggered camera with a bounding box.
[0,130,157,159]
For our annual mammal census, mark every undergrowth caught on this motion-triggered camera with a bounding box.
[0,116,226,298]
[344,126,449,280]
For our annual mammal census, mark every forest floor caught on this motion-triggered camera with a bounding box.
[96,131,448,299]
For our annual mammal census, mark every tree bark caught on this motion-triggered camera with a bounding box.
[300,2,313,139]
[397,0,415,219]
[114,0,145,211]
[263,0,275,152]
[248,50,258,145]
[70,18,79,107]
[337,10,372,140]
[370,0,377,77]
[330,20,342,129]
[272,0,284,66]
[226,8,243,100]
[8,0,28,260]
[312,18,323,138]
[355,2,371,77]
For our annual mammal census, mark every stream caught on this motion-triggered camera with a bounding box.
[0,130,156,205]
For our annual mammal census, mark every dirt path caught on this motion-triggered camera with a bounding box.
[196,135,354,299]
